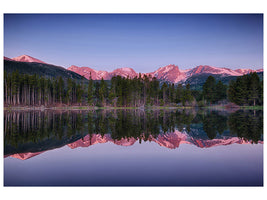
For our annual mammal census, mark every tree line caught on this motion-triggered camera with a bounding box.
[228,72,263,106]
[4,70,263,107]
[89,74,196,107]
[193,72,263,106]
[4,70,84,106]
[4,71,196,107]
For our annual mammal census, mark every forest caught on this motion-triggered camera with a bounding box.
[228,72,263,106]
[4,70,263,107]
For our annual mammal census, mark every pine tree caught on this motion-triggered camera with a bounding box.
[99,78,107,106]
[249,72,260,106]
[215,80,227,102]
[203,76,216,104]
[77,83,83,105]
[53,78,59,104]
[58,76,64,105]
[94,82,100,106]
[161,82,168,105]
[66,78,73,105]
[87,73,94,106]
[182,84,193,106]
[228,73,262,106]
[175,84,183,104]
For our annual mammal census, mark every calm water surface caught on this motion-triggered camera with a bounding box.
[4,109,263,186]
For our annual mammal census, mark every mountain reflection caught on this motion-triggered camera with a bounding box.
[4,109,263,160]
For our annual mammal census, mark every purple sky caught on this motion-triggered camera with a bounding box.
[4,14,263,72]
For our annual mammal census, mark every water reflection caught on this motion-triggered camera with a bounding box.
[4,109,263,159]
[228,110,263,143]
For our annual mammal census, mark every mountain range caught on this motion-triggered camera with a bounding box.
[68,64,263,84]
[4,55,263,84]
[4,55,86,81]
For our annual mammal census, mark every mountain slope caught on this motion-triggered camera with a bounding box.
[185,72,263,90]
[68,64,263,85]
[5,54,263,85]
[109,67,138,79]
[148,64,187,83]
[4,60,86,81]
[12,55,46,64]
[68,65,110,80]
[4,56,14,61]
[67,66,139,80]
[187,65,242,77]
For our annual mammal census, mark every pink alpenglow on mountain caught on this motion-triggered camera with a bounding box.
[149,64,187,83]
[67,65,110,80]
[4,56,13,61]
[109,67,138,79]
[6,54,263,83]
[188,65,242,77]
[68,64,263,84]
[256,69,264,73]
[234,69,253,75]
[234,68,263,75]
[12,55,46,64]
[67,66,138,80]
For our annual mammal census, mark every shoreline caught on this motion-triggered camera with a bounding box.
[3,105,263,111]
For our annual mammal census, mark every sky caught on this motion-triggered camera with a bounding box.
[4,14,263,72]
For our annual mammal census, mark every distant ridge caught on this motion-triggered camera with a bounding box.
[5,55,263,84]
[4,56,13,61]
[12,55,46,64]
[68,64,263,84]
[4,57,86,82]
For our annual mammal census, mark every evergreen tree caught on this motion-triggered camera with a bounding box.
[175,84,183,104]
[203,76,216,104]
[248,72,260,106]
[4,71,204,108]
[182,84,193,106]
[94,82,100,106]
[99,78,107,106]
[58,76,64,105]
[160,82,168,106]
[76,83,83,105]
[215,80,227,102]
[66,78,73,105]
[87,73,94,106]
[228,73,262,106]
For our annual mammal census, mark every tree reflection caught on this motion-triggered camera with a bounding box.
[4,109,263,156]
[203,111,228,139]
[228,110,263,144]
[4,110,86,155]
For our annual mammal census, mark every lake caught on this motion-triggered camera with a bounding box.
[4,109,263,186]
